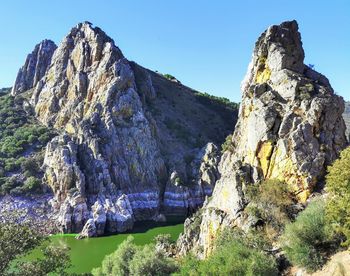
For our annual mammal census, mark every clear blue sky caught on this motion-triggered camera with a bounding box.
[0,1,349,102]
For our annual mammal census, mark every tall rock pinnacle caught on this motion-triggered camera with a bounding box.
[12,39,57,95]
[177,20,347,258]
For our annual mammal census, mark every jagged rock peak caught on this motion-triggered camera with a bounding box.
[177,20,347,258]
[233,19,346,200]
[11,39,57,95]
[18,21,236,236]
[31,21,126,127]
[66,21,123,58]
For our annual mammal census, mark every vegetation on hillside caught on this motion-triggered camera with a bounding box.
[0,216,70,275]
[0,89,55,195]
[245,179,295,244]
[325,146,350,246]
[176,227,278,276]
[279,146,350,272]
[194,91,239,111]
[280,199,334,272]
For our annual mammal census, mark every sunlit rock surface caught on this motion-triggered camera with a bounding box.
[11,22,237,235]
[12,40,57,96]
[177,20,347,258]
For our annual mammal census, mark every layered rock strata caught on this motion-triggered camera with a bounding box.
[177,20,347,257]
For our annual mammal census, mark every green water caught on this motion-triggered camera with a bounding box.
[26,220,184,274]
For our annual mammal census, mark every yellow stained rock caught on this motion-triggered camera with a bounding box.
[65,123,75,134]
[297,190,311,203]
[256,66,271,84]
[266,145,312,201]
[243,104,254,118]
[257,141,274,177]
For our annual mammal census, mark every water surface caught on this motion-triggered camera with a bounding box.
[28,219,184,274]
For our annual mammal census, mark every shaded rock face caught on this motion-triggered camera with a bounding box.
[343,101,350,139]
[177,20,347,258]
[163,143,220,216]
[14,22,236,235]
[12,40,57,95]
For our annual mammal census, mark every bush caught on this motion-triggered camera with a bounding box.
[280,199,332,272]
[176,229,278,276]
[23,176,42,193]
[246,179,294,238]
[325,146,350,246]
[92,236,178,276]
[163,74,176,80]
[221,134,234,153]
[129,244,178,276]
[21,157,40,177]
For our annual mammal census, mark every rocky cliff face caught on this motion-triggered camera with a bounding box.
[343,101,350,138]
[11,22,237,236]
[12,40,57,96]
[177,20,347,258]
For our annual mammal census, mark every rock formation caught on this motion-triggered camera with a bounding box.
[177,20,347,257]
[11,22,237,236]
[12,40,57,96]
[343,101,350,138]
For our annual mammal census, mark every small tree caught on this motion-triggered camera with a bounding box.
[325,146,350,246]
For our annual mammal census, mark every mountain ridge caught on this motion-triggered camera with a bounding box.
[7,22,238,237]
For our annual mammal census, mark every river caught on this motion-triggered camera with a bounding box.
[26,219,184,274]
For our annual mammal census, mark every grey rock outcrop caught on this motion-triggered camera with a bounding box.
[13,22,236,236]
[12,40,57,95]
[163,143,220,216]
[343,101,350,139]
[177,20,347,258]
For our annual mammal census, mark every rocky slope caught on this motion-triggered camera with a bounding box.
[10,22,237,236]
[177,20,347,258]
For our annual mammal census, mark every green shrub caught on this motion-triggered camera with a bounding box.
[129,244,178,276]
[92,236,178,276]
[176,230,278,276]
[325,146,350,246]
[280,199,332,272]
[23,176,42,193]
[221,134,233,153]
[163,74,176,80]
[246,179,294,238]
[21,157,40,177]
